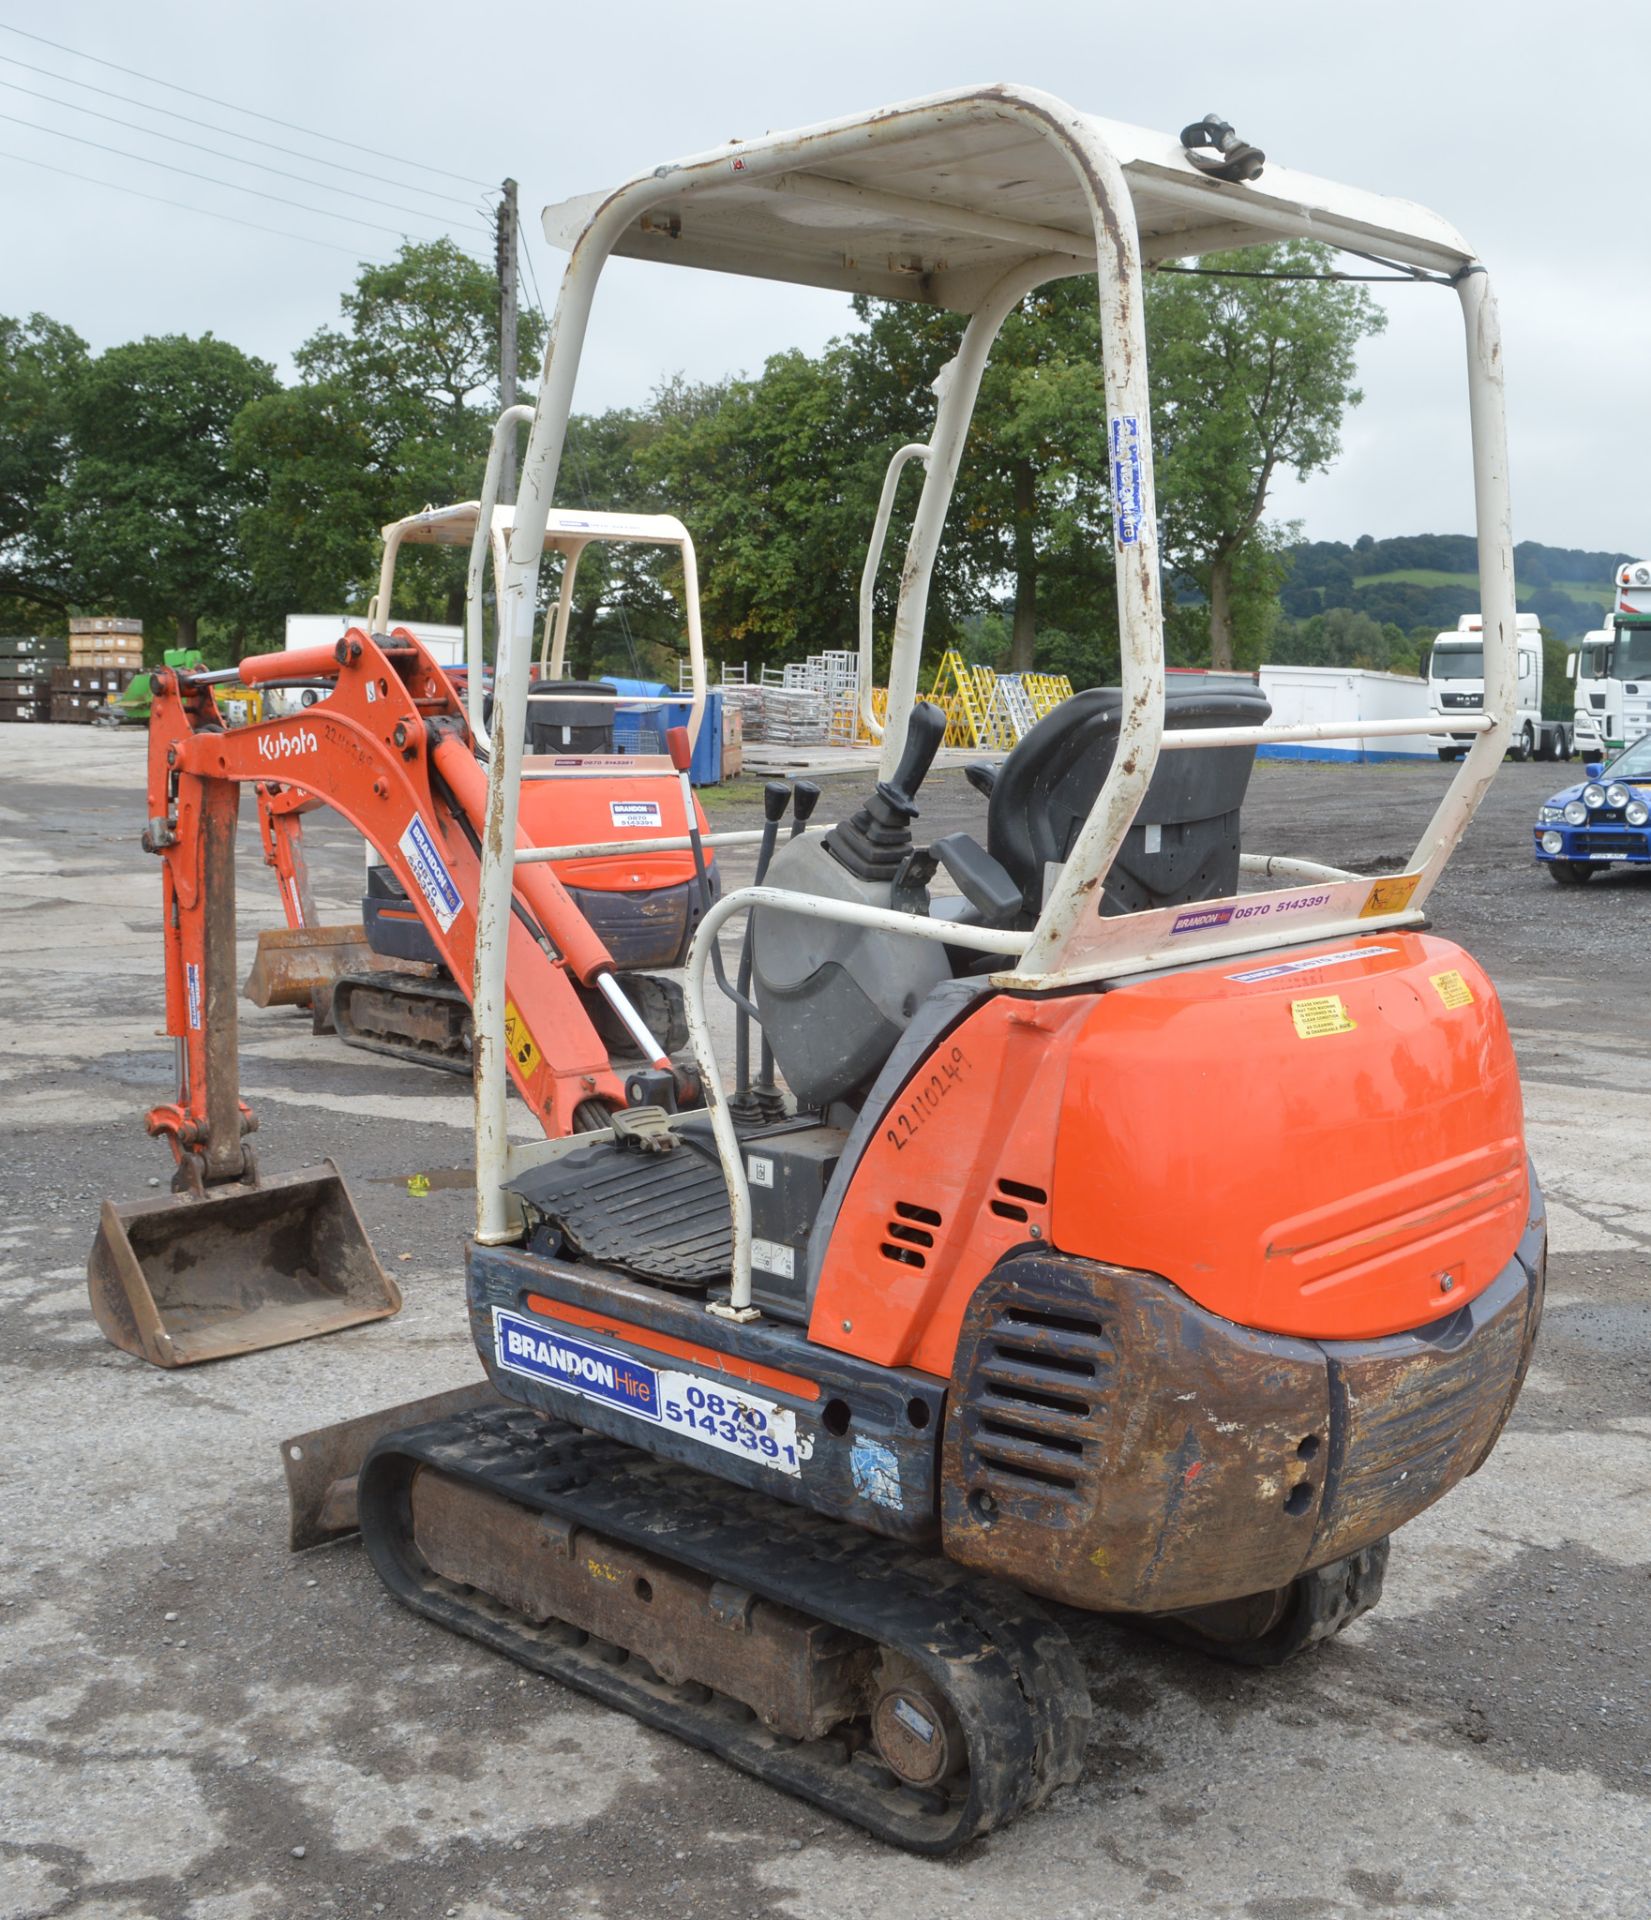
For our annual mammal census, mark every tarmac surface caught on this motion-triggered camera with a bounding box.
[2,723,1647,1920]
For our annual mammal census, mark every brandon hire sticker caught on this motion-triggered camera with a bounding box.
[398,813,462,933]
[609,799,662,828]
[1229,946,1394,985]
[492,1308,803,1474]
[1110,413,1145,546]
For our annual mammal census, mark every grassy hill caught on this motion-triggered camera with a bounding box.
[1354,568,1613,614]
[1281,536,1631,639]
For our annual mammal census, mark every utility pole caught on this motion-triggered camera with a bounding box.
[495,177,519,501]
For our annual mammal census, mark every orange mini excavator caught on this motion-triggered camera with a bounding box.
[88,621,713,1367]
[242,499,718,1070]
[285,93,1545,1856]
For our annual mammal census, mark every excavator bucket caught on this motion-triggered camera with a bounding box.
[244,924,374,1015]
[87,1158,400,1368]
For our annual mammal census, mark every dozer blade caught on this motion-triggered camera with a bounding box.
[244,924,374,1012]
[87,1158,400,1368]
[282,1381,504,1550]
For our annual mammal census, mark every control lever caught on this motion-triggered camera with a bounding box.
[886,701,948,811]
[789,780,821,838]
[751,777,824,1118]
[823,701,947,884]
[669,726,714,915]
[732,782,793,1116]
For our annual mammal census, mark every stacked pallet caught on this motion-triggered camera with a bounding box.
[0,635,66,723]
[55,618,144,723]
[69,616,143,668]
[51,662,145,724]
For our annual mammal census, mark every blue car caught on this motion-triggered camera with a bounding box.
[1533,733,1651,884]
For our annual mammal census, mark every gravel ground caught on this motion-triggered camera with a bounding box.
[1,725,1647,1920]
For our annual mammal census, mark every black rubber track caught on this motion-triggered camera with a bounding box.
[332,970,473,1075]
[357,1404,1091,1854]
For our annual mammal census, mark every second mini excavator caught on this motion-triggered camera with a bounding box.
[244,497,720,1072]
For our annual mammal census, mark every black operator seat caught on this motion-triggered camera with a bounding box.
[989,680,1273,921]
[485,680,617,756]
[927,680,1272,932]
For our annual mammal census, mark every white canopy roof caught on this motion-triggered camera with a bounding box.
[543,84,1474,312]
[381,503,692,552]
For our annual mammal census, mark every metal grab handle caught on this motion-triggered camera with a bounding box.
[857,443,932,742]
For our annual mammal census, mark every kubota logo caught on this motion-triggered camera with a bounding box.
[258,728,318,761]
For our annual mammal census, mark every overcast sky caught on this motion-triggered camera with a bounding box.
[4,0,1645,557]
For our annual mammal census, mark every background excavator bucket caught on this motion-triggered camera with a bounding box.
[244,924,374,1015]
[87,1158,400,1368]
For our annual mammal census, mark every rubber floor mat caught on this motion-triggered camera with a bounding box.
[508,1133,731,1286]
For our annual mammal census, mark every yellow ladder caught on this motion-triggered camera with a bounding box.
[928,649,990,747]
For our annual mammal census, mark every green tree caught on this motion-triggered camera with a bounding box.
[641,351,881,672]
[233,240,545,634]
[0,312,89,623]
[839,286,1115,673]
[49,333,276,655]
[1146,242,1386,668]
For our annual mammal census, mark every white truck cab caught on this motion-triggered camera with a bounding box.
[1428,613,1564,761]
[1570,561,1651,755]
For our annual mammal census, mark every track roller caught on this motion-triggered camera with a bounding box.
[356,1405,1090,1853]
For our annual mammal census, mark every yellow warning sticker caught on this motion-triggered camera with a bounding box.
[1430,968,1474,1010]
[503,1000,541,1075]
[1360,874,1421,918]
[1291,994,1357,1038]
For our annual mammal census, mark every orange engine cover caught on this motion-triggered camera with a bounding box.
[517,770,709,896]
[809,931,1528,1370]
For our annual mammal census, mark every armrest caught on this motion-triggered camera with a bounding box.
[930,832,1024,923]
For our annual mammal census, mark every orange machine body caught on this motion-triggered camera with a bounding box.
[809,931,1527,1373]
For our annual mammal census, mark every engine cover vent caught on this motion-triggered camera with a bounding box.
[964,1298,1114,1496]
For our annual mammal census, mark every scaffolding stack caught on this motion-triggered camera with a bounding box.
[696,651,1072,752]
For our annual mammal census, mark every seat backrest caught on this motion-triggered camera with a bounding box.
[525,680,615,756]
[986,681,1272,920]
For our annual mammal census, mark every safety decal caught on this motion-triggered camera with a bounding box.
[1228,946,1394,984]
[1360,874,1421,918]
[747,1154,774,1189]
[186,961,202,1031]
[397,813,462,933]
[1290,994,1357,1038]
[503,1001,541,1075]
[751,1236,794,1278]
[1429,969,1474,1010]
[1110,414,1145,546]
[491,1308,804,1475]
[849,1435,904,1512]
[610,799,663,828]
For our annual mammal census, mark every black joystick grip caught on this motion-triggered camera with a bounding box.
[822,702,948,883]
[762,780,791,824]
[888,702,947,811]
[790,780,822,830]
